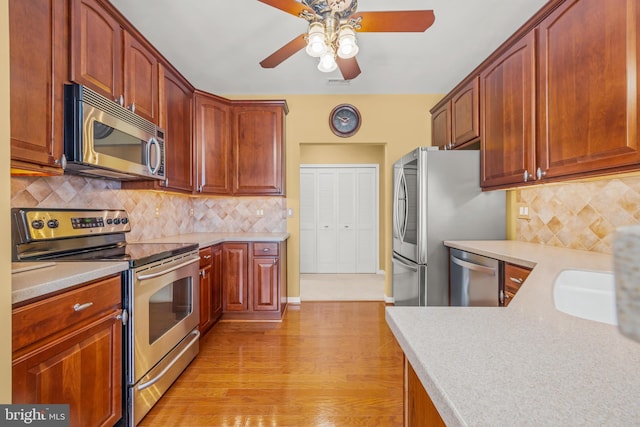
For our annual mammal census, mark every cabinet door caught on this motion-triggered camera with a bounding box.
[252,256,279,311]
[211,244,224,319]
[199,247,213,334]
[159,65,194,192]
[70,0,123,101]
[451,77,480,146]
[12,313,122,427]
[503,263,531,306]
[9,0,67,173]
[123,32,159,124]
[431,101,451,149]
[194,93,232,194]
[232,105,285,195]
[222,243,249,312]
[480,31,536,189]
[537,0,640,179]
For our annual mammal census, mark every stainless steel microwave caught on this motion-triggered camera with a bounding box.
[63,83,165,180]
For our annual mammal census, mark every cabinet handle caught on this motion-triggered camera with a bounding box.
[127,103,136,113]
[199,270,205,278]
[203,255,211,259]
[523,170,532,182]
[509,277,524,284]
[273,258,278,265]
[263,248,270,252]
[115,95,124,106]
[73,302,93,312]
[536,167,547,180]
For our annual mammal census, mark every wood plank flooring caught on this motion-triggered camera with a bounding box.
[139,302,404,427]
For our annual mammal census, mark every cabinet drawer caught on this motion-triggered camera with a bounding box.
[503,263,532,306]
[199,246,213,268]
[253,242,279,256]
[12,275,121,353]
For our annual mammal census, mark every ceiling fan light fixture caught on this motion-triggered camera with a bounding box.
[317,50,338,72]
[337,25,358,59]
[305,22,327,57]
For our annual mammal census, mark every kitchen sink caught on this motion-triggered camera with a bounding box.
[553,269,617,325]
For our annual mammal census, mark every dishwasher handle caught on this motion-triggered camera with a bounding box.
[450,255,497,276]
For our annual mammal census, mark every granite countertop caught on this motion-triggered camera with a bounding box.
[11,232,289,305]
[386,240,640,426]
[11,261,129,305]
[133,232,290,247]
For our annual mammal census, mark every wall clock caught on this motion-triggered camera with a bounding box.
[329,104,361,137]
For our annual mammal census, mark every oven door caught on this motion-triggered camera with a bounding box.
[128,252,200,384]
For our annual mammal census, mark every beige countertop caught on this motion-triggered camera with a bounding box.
[12,261,129,305]
[133,232,290,247]
[386,240,640,426]
[11,232,289,305]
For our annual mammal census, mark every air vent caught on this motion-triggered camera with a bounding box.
[327,79,351,86]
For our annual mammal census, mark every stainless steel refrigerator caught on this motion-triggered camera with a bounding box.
[392,147,506,306]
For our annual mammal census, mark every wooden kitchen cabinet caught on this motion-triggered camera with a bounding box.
[199,244,223,334]
[70,0,159,124]
[222,241,288,320]
[502,263,532,307]
[480,31,536,189]
[430,76,480,150]
[158,64,194,192]
[404,356,445,427]
[9,0,68,174]
[231,102,288,196]
[536,0,640,181]
[12,275,123,427]
[194,91,233,194]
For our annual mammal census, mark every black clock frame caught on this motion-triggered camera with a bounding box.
[329,104,361,138]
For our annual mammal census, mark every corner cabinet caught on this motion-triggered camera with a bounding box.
[9,0,68,174]
[404,357,445,427]
[222,241,288,321]
[502,263,531,307]
[12,275,124,427]
[231,102,288,196]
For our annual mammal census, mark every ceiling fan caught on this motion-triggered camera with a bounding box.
[258,0,435,80]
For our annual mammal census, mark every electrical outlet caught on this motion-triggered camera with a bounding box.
[189,208,194,216]
[517,203,531,220]
[155,207,160,218]
[256,209,264,217]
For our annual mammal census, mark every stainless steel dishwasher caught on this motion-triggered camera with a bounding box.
[449,248,502,306]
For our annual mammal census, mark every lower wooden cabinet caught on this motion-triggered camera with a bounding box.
[404,356,445,427]
[199,244,223,334]
[502,263,532,306]
[222,241,287,320]
[12,275,124,427]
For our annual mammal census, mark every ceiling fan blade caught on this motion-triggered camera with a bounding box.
[353,10,435,32]
[257,0,312,17]
[337,57,361,80]
[260,34,307,68]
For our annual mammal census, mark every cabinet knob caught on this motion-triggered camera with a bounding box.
[509,276,524,284]
[263,248,270,252]
[536,167,547,180]
[127,103,136,113]
[115,95,124,106]
[523,170,532,182]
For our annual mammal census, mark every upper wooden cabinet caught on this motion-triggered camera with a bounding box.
[480,31,537,189]
[194,92,232,194]
[70,0,159,124]
[536,0,640,181]
[9,0,68,174]
[430,77,480,150]
[232,102,288,196]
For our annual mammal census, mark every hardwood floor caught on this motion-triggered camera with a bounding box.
[139,302,404,426]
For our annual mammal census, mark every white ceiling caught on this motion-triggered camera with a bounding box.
[109,0,548,96]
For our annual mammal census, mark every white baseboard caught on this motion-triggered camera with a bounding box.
[287,296,302,304]
[384,295,395,304]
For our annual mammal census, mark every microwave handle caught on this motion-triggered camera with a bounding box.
[147,137,162,174]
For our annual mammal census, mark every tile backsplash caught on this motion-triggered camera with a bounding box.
[11,176,287,241]
[515,174,640,254]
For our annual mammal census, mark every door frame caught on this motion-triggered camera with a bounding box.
[299,163,380,274]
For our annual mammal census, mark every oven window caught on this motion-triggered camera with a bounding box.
[148,277,193,344]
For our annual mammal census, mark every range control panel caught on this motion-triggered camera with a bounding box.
[13,208,131,241]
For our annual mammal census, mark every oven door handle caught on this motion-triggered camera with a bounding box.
[136,257,199,281]
[136,329,200,392]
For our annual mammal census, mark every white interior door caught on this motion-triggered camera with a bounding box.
[300,165,379,274]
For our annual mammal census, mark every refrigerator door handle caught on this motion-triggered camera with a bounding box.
[392,255,419,272]
[451,255,496,276]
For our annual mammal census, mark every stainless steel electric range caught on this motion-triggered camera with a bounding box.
[11,208,200,426]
